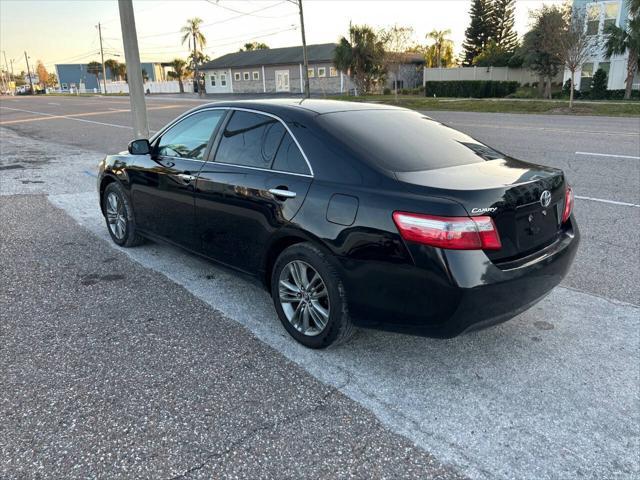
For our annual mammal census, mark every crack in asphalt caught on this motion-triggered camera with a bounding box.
[168,381,351,479]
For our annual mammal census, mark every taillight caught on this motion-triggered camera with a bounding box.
[562,185,574,223]
[392,212,501,250]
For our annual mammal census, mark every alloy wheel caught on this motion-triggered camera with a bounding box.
[278,260,330,336]
[105,192,127,240]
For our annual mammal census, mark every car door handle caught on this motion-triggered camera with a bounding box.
[268,188,296,199]
[177,173,197,182]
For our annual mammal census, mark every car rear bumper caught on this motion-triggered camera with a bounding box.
[341,217,580,338]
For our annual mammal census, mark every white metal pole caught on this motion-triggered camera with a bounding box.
[118,0,149,138]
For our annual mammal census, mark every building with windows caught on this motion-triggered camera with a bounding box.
[54,62,166,92]
[565,0,638,90]
[200,43,343,95]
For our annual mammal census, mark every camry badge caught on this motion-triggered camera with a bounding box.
[471,207,497,214]
[540,190,552,208]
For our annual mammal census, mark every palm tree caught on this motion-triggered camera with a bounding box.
[116,63,127,82]
[427,29,453,68]
[167,58,188,93]
[87,61,102,91]
[603,1,639,100]
[181,18,206,93]
[104,59,120,81]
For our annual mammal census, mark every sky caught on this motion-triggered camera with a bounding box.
[0,0,563,73]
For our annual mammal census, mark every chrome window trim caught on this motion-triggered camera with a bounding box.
[150,106,314,178]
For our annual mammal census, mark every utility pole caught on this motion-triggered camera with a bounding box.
[24,51,34,94]
[97,22,108,94]
[297,0,310,98]
[118,0,149,138]
[10,59,15,79]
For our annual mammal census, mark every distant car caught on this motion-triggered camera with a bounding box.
[97,100,579,348]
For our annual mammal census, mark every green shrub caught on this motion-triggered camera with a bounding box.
[605,89,639,100]
[590,69,608,99]
[383,87,391,95]
[425,81,519,98]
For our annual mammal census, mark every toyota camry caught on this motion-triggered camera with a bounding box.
[98,99,579,348]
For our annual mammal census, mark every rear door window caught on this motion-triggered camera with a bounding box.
[272,133,310,175]
[214,110,285,169]
[317,110,503,172]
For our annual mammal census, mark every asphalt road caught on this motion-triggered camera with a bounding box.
[1,94,639,479]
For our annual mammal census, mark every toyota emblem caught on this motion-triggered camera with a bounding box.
[540,190,552,208]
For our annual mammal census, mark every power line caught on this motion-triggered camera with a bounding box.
[204,0,292,19]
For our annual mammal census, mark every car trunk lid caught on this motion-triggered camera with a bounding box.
[395,158,566,263]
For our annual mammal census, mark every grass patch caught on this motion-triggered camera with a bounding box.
[329,95,640,117]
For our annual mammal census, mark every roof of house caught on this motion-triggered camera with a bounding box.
[200,43,338,69]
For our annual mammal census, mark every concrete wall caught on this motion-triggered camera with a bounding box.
[423,67,562,85]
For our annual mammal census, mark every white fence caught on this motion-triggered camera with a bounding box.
[104,80,194,94]
[423,67,562,85]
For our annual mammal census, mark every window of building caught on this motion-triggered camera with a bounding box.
[317,67,326,77]
[604,3,619,30]
[221,74,227,86]
[234,72,241,81]
[586,4,600,35]
[597,61,611,76]
[252,71,260,80]
[307,67,315,78]
[215,111,285,169]
[210,74,216,87]
[156,110,226,160]
[329,67,338,77]
[580,62,594,90]
[243,72,250,80]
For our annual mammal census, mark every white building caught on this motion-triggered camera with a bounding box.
[565,0,639,91]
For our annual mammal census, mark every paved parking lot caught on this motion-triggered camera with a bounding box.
[1,95,639,479]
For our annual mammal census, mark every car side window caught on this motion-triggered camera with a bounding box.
[272,132,310,175]
[156,110,225,160]
[215,111,285,169]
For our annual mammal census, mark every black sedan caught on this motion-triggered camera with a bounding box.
[98,99,579,348]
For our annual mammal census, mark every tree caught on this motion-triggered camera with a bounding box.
[603,0,639,100]
[181,17,207,93]
[560,7,596,107]
[491,0,518,52]
[591,68,608,99]
[35,61,48,88]
[46,73,58,88]
[473,40,514,66]
[104,58,120,81]
[462,0,494,65]
[427,29,453,68]
[167,58,188,93]
[115,63,127,82]
[521,5,566,99]
[239,42,269,52]
[333,25,386,95]
[380,25,414,98]
[87,61,103,91]
[141,68,149,83]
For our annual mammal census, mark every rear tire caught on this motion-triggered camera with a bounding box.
[271,243,354,348]
[102,182,145,248]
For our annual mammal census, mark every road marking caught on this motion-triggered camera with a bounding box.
[575,195,640,208]
[575,151,640,160]
[47,102,60,106]
[83,170,98,178]
[0,105,182,127]
[446,122,639,137]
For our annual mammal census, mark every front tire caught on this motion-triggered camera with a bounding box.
[102,182,144,247]
[271,243,354,348]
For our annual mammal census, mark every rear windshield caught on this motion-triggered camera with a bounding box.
[317,110,503,172]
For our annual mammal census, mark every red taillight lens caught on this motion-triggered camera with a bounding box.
[562,185,574,224]
[392,212,502,250]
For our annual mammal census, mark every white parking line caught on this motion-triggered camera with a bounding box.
[575,195,640,208]
[0,106,132,129]
[576,151,640,160]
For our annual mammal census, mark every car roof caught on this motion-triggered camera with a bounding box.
[194,98,407,116]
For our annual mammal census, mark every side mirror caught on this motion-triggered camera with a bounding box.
[128,139,151,155]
